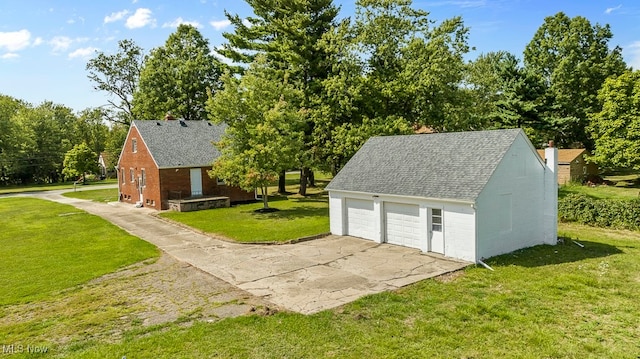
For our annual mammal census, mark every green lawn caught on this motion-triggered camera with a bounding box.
[161,195,329,242]
[49,222,640,358]
[0,178,117,195]
[560,182,640,200]
[0,197,158,305]
[63,188,119,202]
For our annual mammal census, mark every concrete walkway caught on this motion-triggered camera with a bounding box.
[11,190,470,314]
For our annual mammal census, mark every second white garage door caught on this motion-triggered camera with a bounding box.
[384,202,422,249]
[345,198,376,240]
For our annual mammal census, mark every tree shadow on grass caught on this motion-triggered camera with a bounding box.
[486,240,623,268]
[249,205,329,221]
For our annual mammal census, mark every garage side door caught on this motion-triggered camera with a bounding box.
[385,202,422,249]
[345,198,376,240]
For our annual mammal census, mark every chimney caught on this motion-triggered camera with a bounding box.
[544,139,558,244]
[544,140,557,174]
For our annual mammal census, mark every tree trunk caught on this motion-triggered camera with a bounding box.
[262,185,269,209]
[298,167,308,196]
[278,169,286,194]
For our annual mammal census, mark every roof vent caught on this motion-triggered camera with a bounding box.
[156,121,162,126]
[207,122,212,126]
[179,119,187,127]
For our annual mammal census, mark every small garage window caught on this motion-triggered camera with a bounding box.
[432,208,442,232]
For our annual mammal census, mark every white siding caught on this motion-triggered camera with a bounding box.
[443,203,476,262]
[328,190,476,261]
[329,192,345,235]
[475,133,548,260]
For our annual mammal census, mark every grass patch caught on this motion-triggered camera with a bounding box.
[0,179,117,195]
[0,197,158,306]
[55,222,640,358]
[560,182,640,200]
[63,188,119,203]
[161,195,329,242]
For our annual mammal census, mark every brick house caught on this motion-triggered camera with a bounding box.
[537,148,598,184]
[117,119,255,210]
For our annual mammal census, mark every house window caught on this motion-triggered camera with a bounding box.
[141,169,146,187]
[217,177,225,186]
[120,167,125,184]
[431,208,442,232]
[132,138,137,153]
[130,168,135,183]
[583,166,587,175]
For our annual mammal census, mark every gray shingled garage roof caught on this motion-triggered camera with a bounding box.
[133,120,225,169]
[326,128,523,202]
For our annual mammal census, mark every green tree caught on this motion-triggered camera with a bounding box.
[351,0,469,130]
[75,108,109,156]
[524,12,627,147]
[466,51,549,144]
[207,57,304,209]
[12,102,76,183]
[134,24,224,121]
[589,71,640,169]
[62,142,98,183]
[0,95,28,184]
[86,39,144,125]
[104,123,129,172]
[221,0,339,195]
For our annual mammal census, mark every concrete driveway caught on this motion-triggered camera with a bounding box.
[19,190,470,314]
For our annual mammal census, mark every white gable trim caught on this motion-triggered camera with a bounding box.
[327,189,475,205]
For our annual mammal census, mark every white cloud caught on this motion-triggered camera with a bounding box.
[605,4,622,14]
[104,10,129,24]
[210,19,231,30]
[49,36,73,52]
[1,53,19,59]
[68,47,99,59]
[125,8,155,29]
[624,41,640,70]
[242,19,252,28]
[0,29,31,52]
[32,37,43,47]
[162,17,202,29]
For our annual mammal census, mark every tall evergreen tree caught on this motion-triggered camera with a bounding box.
[221,0,339,195]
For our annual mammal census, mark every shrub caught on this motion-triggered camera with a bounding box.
[559,193,640,230]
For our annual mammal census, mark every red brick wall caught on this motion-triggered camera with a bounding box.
[118,126,162,209]
[159,168,256,209]
[118,125,256,210]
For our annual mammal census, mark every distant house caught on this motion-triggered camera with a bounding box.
[117,119,255,211]
[326,129,558,263]
[537,148,598,184]
[98,152,114,179]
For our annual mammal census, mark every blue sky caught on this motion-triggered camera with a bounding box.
[1,0,638,113]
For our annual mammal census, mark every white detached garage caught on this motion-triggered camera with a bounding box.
[326,128,558,263]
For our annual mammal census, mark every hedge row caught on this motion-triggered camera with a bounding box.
[558,193,640,230]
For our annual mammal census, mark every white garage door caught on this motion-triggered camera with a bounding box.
[345,198,376,240]
[384,202,422,249]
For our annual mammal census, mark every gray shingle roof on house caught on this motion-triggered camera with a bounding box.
[326,128,524,202]
[133,120,225,168]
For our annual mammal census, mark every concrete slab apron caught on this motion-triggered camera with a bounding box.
[38,194,471,314]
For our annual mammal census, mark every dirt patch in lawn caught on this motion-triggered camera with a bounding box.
[0,253,275,345]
